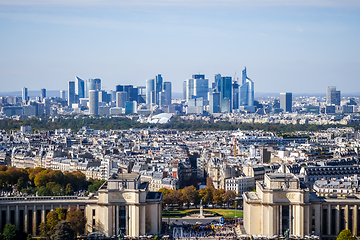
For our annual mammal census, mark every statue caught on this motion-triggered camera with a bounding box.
[284,229,290,240]
[118,229,125,240]
[199,199,204,218]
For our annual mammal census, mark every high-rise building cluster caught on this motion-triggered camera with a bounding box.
[1,68,357,118]
[184,67,256,114]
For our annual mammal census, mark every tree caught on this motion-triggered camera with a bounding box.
[56,208,66,221]
[199,186,214,206]
[66,207,86,236]
[166,190,183,209]
[46,210,60,231]
[37,186,53,196]
[181,186,198,208]
[212,189,225,207]
[38,222,50,239]
[16,177,27,192]
[65,183,73,196]
[223,190,236,208]
[336,229,355,240]
[158,188,171,196]
[3,223,19,240]
[53,221,75,240]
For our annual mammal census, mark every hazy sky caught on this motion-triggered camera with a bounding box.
[1,0,360,94]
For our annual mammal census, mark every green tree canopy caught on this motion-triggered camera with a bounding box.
[2,223,19,240]
[337,229,355,240]
[53,221,75,240]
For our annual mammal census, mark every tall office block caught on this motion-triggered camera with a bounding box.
[146,79,155,105]
[75,76,85,98]
[183,81,187,100]
[326,86,340,106]
[232,81,239,110]
[86,78,101,98]
[280,92,292,112]
[116,92,127,108]
[107,90,115,102]
[22,87,28,103]
[40,88,46,101]
[219,76,232,101]
[185,74,208,101]
[209,92,221,114]
[163,81,172,106]
[155,74,163,105]
[68,81,75,107]
[89,90,99,115]
[239,67,255,112]
[125,101,137,115]
[60,90,66,99]
[116,85,137,102]
[185,78,195,101]
[60,90,65,99]
[137,86,146,104]
[194,78,209,100]
[99,90,111,103]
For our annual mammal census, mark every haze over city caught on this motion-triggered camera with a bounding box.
[1,0,360,93]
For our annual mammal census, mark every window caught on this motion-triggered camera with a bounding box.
[93,209,96,216]
[92,219,96,226]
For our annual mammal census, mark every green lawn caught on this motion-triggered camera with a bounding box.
[162,208,243,218]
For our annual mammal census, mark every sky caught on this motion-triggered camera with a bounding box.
[0,0,360,94]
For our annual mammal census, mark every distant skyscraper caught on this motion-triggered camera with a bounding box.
[99,90,111,103]
[146,79,155,105]
[209,92,221,114]
[232,81,239,110]
[60,90,65,99]
[137,86,146,104]
[185,78,194,101]
[75,76,85,99]
[183,81,187,100]
[280,92,292,112]
[125,101,137,114]
[22,87,28,103]
[194,78,209,101]
[326,86,340,106]
[68,81,75,106]
[185,74,209,101]
[40,88,46,101]
[163,81,172,106]
[89,90,99,115]
[86,78,101,98]
[116,92,127,108]
[116,85,137,102]
[239,67,255,112]
[155,74,163,105]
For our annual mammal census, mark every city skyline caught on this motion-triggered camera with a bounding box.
[1,0,360,93]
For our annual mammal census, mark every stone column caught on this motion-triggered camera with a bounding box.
[289,205,292,235]
[0,207,2,232]
[140,205,146,235]
[24,205,28,233]
[280,205,283,235]
[353,205,358,236]
[15,205,19,228]
[336,205,340,235]
[33,205,37,236]
[303,205,309,236]
[6,206,10,224]
[327,205,332,236]
[345,205,349,230]
[41,205,46,223]
[116,205,119,235]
